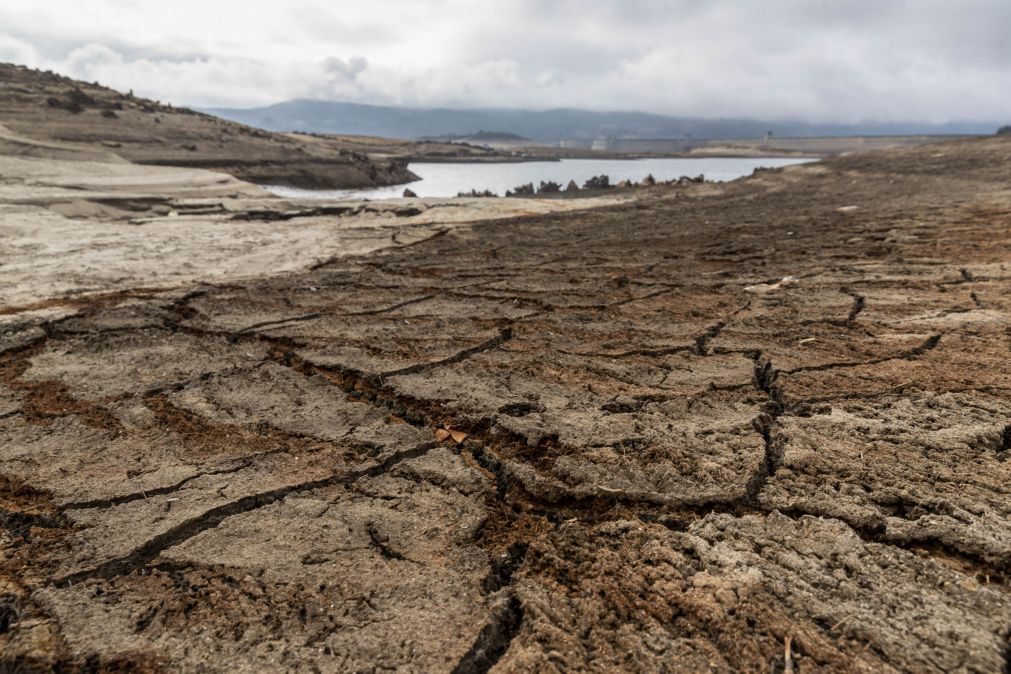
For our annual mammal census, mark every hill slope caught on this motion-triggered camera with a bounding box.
[206,98,999,142]
[0,63,415,189]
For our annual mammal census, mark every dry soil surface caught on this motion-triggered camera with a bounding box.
[0,149,630,310]
[1,136,1010,673]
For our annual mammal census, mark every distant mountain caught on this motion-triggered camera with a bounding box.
[421,130,531,142]
[203,100,998,142]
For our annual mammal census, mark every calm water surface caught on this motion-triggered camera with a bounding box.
[267,157,814,200]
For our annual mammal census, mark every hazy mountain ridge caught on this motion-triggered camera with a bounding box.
[204,99,998,141]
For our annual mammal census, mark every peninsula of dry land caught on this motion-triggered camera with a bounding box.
[0,63,419,189]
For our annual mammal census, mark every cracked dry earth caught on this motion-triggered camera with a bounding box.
[2,136,1011,673]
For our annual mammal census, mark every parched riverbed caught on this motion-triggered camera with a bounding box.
[2,137,1011,672]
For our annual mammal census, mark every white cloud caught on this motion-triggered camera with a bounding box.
[307,56,368,99]
[1,0,1009,122]
[0,33,39,68]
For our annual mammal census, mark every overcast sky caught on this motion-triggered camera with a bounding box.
[1,0,1009,122]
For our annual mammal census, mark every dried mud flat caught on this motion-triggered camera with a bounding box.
[1,136,1011,673]
[0,161,628,310]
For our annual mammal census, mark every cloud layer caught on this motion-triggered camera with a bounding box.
[2,0,1010,123]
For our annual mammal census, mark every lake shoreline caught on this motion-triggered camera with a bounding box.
[395,149,821,164]
[269,156,814,200]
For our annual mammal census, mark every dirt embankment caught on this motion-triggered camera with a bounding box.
[0,63,416,189]
[1,135,1010,672]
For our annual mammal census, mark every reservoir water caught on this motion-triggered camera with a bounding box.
[267,156,814,200]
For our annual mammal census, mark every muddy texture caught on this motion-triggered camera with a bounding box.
[1,135,1011,672]
[0,63,415,189]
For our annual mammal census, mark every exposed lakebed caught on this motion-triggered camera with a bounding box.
[268,156,814,199]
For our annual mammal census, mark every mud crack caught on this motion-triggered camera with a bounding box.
[380,327,513,379]
[450,595,523,674]
[61,451,287,510]
[842,288,866,327]
[366,521,419,564]
[783,332,942,375]
[53,442,438,585]
[745,352,785,503]
[693,301,751,355]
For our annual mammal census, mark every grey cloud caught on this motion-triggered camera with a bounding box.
[2,25,211,64]
[308,55,369,99]
[1,0,1009,123]
[323,56,367,79]
[290,9,399,47]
